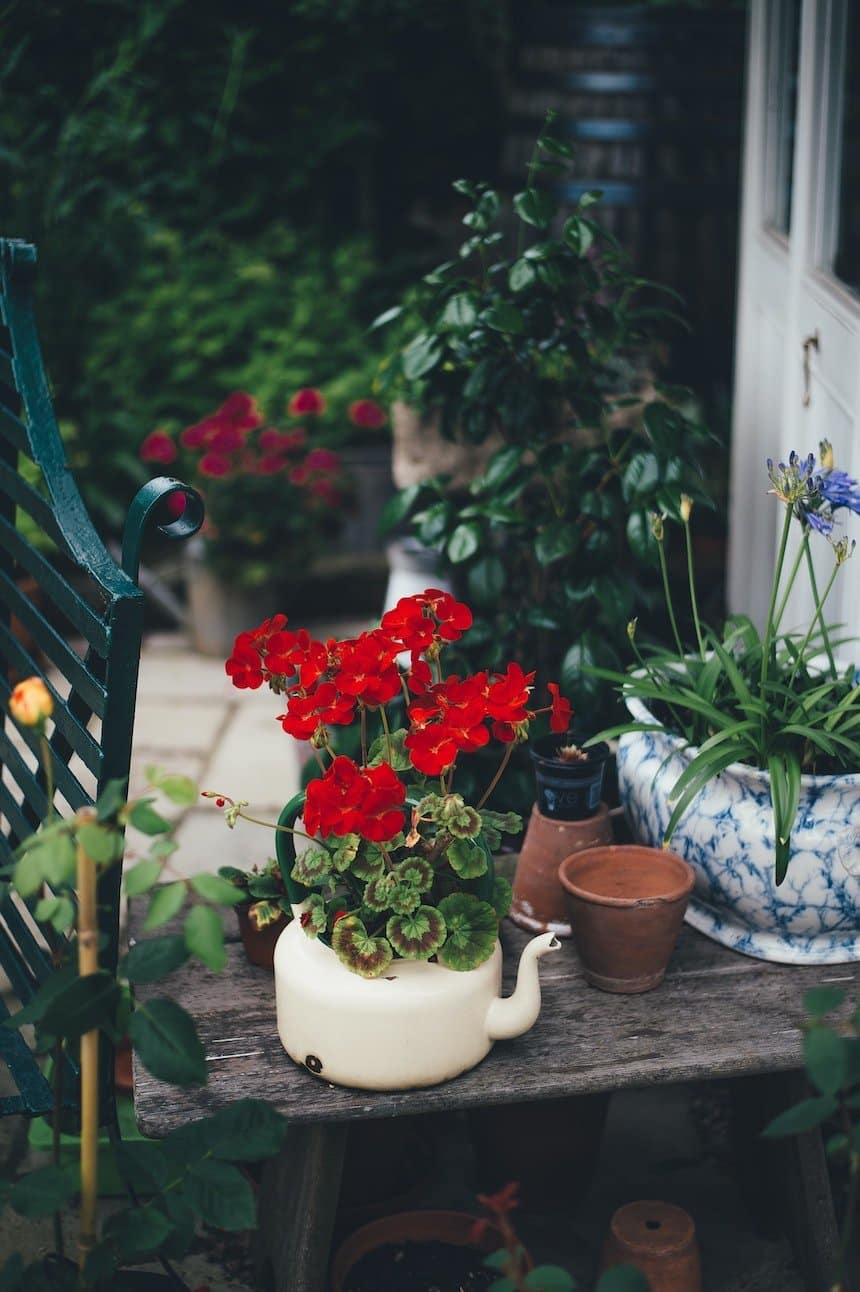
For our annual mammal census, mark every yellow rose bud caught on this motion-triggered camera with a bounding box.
[626,618,638,641]
[820,439,835,471]
[650,512,665,542]
[9,677,53,729]
[680,494,693,523]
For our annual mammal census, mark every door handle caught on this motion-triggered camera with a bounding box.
[802,331,819,407]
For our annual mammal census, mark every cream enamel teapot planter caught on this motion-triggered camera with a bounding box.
[272,795,560,1091]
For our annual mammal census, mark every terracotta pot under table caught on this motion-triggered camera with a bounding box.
[330,1210,503,1292]
[510,802,613,937]
[601,1199,701,1291]
[558,845,694,993]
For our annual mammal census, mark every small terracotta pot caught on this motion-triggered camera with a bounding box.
[558,845,694,993]
[601,1200,701,1291]
[236,905,289,970]
[330,1210,503,1292]
[510,803,614,936]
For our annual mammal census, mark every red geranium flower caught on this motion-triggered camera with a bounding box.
[217,391,262,433]
[348,399,387,430]
[259,454,287,475]
[288,388,327,417]
[305,447,340,471]
[334,631,401,707]
[164,491,187,520]
[547,682,573,733]
[198,452,233,478]
[279,682,355,741]
[140,430,177,464]
[207,423,245,454]
[289,465,309,486]
[225,634,265,689]
[486,663,535,726]
[303,756,405,840]
[180,417,219,449]
[258,427,283,453]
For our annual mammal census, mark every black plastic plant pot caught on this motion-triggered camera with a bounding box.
[529,734,611,821]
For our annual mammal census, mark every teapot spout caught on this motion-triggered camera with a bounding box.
[485,931,560,1041]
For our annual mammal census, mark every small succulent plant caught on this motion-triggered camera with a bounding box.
[218,859,291,931]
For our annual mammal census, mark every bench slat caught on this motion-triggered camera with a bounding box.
[0,693,92,812]
[131,918,853,1137]
[0,513,109,654]
[0,621,103,776]
[0,567,107,717]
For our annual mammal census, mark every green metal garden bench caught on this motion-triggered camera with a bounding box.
[0,235,203,1123]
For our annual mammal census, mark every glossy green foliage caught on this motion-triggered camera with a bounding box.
[0,0,508,536]
[1,769,288,1286]
[377,118,715,725]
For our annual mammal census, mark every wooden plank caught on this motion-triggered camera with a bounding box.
[254,1123,348,1292]
[132,915,860,1138]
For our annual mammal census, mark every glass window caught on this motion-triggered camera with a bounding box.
[764,0,801,235]
[832,5,860,295]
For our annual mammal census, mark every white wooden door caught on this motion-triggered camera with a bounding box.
[728,0,860,641]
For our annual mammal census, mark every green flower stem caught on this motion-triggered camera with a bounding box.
[310,746,327,776]
[360,707,368,765]
[235,809,315,845]
[379,705,394,764]
[786,557,841,694]
[40,734,54,821]
[760,504,795,738]
[804,540,837,677]
[683,516,705,660]
[656,534,685,661]
[772,531,809,634]
[477,741,515,811]
[628,637,689,740]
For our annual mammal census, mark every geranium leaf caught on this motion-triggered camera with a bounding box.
[447,838,488,879]
[300,893,327,937]
[364,873,396,912]
[492,875,513,919]
[437,894,498,971]
[393,857,434,893]
[291,847,332,887]
[387,905,447,959]
[331,916,393,978]
[389,882,421,915]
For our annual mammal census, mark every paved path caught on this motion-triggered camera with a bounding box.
[127,623,368,880]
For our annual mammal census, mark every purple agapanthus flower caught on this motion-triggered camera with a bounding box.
[817,468,860,515]
[768,446,860,540]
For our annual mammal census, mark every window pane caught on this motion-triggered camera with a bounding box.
[832,6,860,295]
[764,0,801,234]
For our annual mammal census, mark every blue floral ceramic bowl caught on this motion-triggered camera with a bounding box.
[617,696,860,964]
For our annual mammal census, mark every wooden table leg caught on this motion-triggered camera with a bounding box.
[256,1121,348,1292]
[731,1071,843,1292]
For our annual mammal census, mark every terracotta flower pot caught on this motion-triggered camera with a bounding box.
[558,845,694,993]
[529,735,611,820]
[510,803,614,936]
[601,1200,701,1291]
[236,904,289,970]
[330,1209,503,1292]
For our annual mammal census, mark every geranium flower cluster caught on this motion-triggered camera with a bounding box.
[140,390,348,506]
[225,589,573,841]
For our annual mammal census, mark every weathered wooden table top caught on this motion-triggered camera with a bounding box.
[130,894,860,1138]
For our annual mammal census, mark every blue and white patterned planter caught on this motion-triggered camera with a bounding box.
[617,696,860,964]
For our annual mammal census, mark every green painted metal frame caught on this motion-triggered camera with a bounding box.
[0,237,203,1121]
